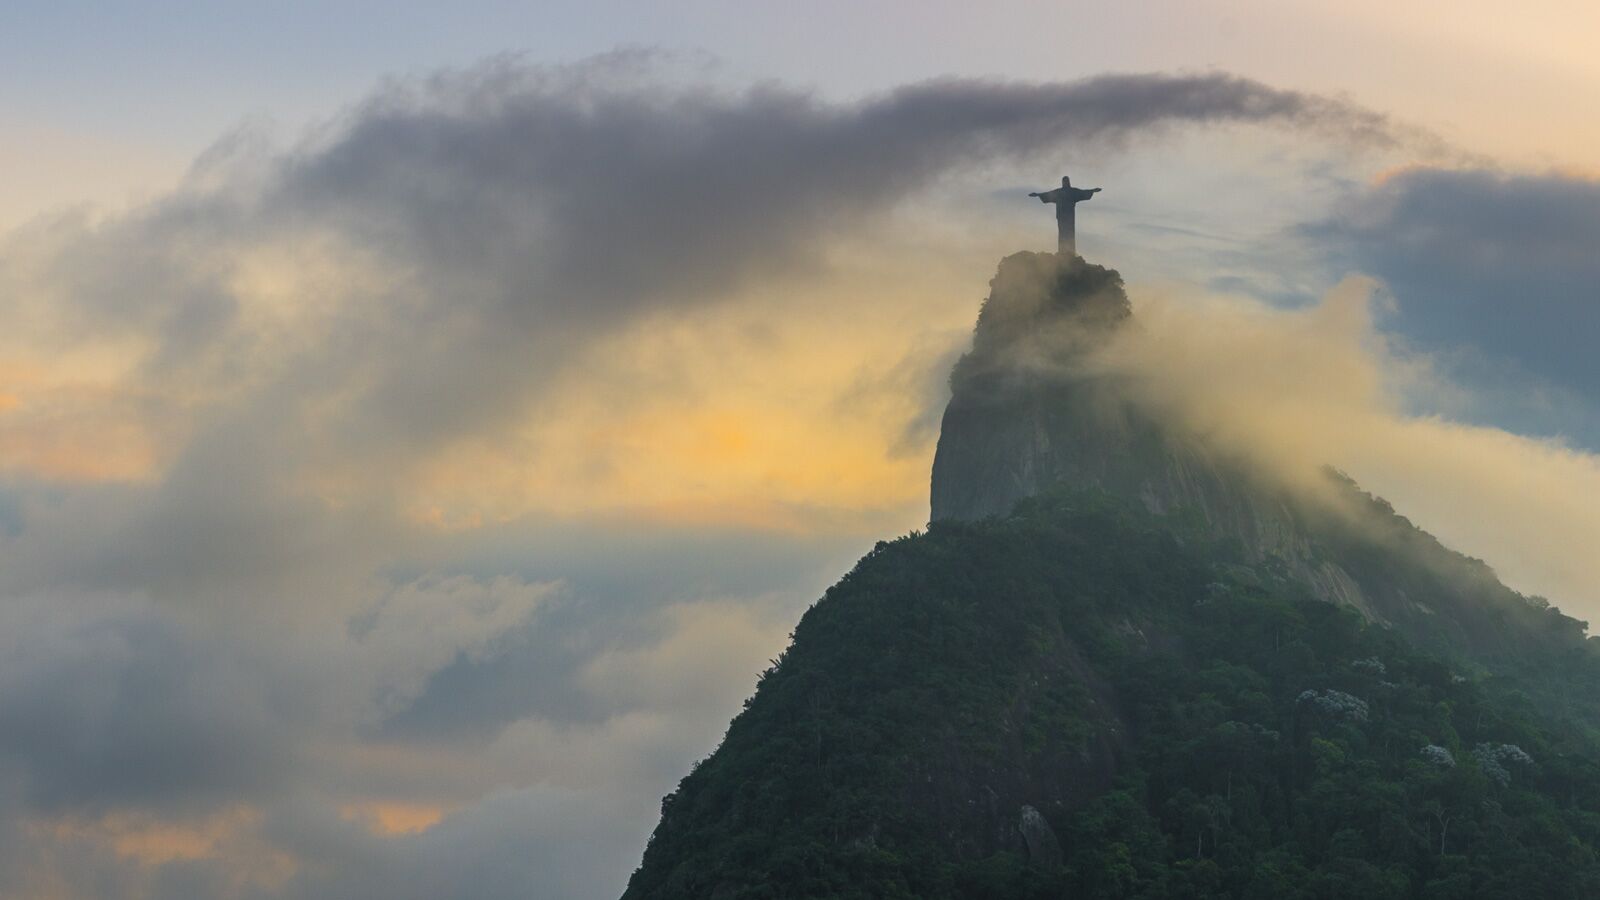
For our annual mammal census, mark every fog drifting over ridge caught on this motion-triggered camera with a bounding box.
[0,52,1596,899]
[1084,279,1600,612]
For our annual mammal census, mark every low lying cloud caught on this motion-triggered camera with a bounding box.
[0,591,285,815]
[1088,278,1600,613]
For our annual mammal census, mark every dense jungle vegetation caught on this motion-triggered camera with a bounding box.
[624,491,1600,899]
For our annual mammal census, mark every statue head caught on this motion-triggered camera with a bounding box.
[1061,176,1072,187]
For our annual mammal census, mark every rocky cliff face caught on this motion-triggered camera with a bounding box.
[929,252,1580,661]
[930,253,1361,603]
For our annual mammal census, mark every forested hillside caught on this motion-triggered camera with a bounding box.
[624,491,1600,899]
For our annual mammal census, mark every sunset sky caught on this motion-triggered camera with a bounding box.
[3,3,1599,897]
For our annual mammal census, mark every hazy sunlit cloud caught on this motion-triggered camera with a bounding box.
[1089,280,1600,613]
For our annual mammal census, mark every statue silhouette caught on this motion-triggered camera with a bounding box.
[1029,176,1101,257]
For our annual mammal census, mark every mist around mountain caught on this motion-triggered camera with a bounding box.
[621,253,1600,899]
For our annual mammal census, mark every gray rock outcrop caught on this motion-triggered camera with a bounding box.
[1018,804,1064,870]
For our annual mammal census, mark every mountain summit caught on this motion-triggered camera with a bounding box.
[622,253,1600,899]
[932,252,1585,664]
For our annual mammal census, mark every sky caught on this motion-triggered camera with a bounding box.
[2,3,1598,898]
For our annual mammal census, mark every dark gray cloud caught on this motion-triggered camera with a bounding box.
[8,55,1411,466]
[0,506,862,898]
[377,515,863,739]
[0,592,286,814]
[1313,168,1600,445]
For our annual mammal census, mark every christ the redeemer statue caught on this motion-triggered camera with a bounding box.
[1029,176,1101,257]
